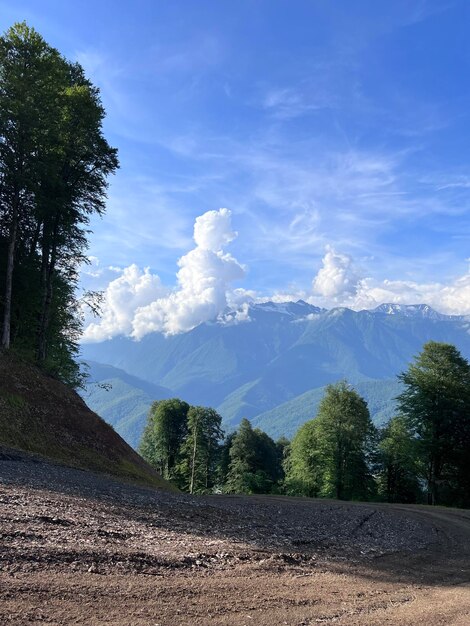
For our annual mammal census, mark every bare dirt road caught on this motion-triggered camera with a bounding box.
[1,447,469,626]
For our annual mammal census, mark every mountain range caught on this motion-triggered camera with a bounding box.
[80,301,470,448]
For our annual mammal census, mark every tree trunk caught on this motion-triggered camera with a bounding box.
[189,417,200,495]
[1,201,19,350]
[37,217,58,362]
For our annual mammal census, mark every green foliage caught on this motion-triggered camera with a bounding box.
[285,382,376,501]
[376,416,421,503]
[252,379,403,439]
[225,418,283,494]
[0,22,118,385]
[110,340,470,506]
[139,399,225,492]
[216,431,235,488]
[139,399,189,483]
[398,341,470,506]
[315,381,376,500]
[284,420,322,497]
[177,406,223,493]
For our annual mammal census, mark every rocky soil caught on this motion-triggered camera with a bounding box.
[1,446,470,625]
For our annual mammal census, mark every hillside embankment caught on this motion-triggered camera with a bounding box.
[1,448,469,626]
[0,353,172,489]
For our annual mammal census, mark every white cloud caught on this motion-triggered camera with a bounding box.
[82,224,470,343]
[83,265,168,342]
[308,248,470,315]
[193,208,237,251]
[82,209,245,342]
[226,288,257,308]
[218,302,252,326]
[132,246,244,338]
[351,272,470,315]
[312,246,360,299]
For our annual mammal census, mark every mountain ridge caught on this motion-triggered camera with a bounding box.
[80,301,470,447]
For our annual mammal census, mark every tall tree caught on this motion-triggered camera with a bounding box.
[216,431,236,488]
[35,67,117,363]
[0,23,62,349]
[225,418,257,494]
[398,341,470,506]
[225,419,282,494]
[315,381,376,500]
[178,406,223,494]
[139,399,189,483]
[284,419,322,497]
[376,416,421,503]
[0,23,117,385]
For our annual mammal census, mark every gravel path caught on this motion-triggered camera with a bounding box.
[0,445,436,560]
[1,445,469,626]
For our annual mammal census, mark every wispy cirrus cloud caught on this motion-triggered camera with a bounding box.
[23,0,466,317]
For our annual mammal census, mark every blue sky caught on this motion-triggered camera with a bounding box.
[2,1,470,338]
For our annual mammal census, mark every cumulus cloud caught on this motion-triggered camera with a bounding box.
[193,208,237,251]
[226,288,257,309]
[312,246,360,299]
[82,209,245,342]
[132,245,244,337]
[308,248,470,315]
[351,272,470,315]
[82,220,470,343]
[83,265,168,342]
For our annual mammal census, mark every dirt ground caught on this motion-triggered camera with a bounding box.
[1,449,470,626]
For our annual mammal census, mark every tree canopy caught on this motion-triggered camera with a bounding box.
[177,406,224,494]
[398,341,470,506]
[0,22,118,385]
[139,398,190,482]
[376,415,420,503]
[225,418,284,494]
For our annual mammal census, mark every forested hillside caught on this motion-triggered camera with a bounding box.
[138,341,470,508]
[82,302,470,443]
[0,23,117,385]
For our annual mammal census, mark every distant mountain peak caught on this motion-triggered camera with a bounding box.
[249,300,326,318]
[371,303,451,320]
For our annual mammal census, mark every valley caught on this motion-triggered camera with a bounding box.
[81,302,470,447]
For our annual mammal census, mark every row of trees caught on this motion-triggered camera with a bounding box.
[0,23,117,385]
[140,341,470,508]
[139,398,286,495]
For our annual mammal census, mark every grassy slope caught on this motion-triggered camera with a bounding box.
[0,352,175,490]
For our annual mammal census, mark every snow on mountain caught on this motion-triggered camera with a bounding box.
[371,303,461,321]
[81,301,470,448]
[248,300,325,317]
